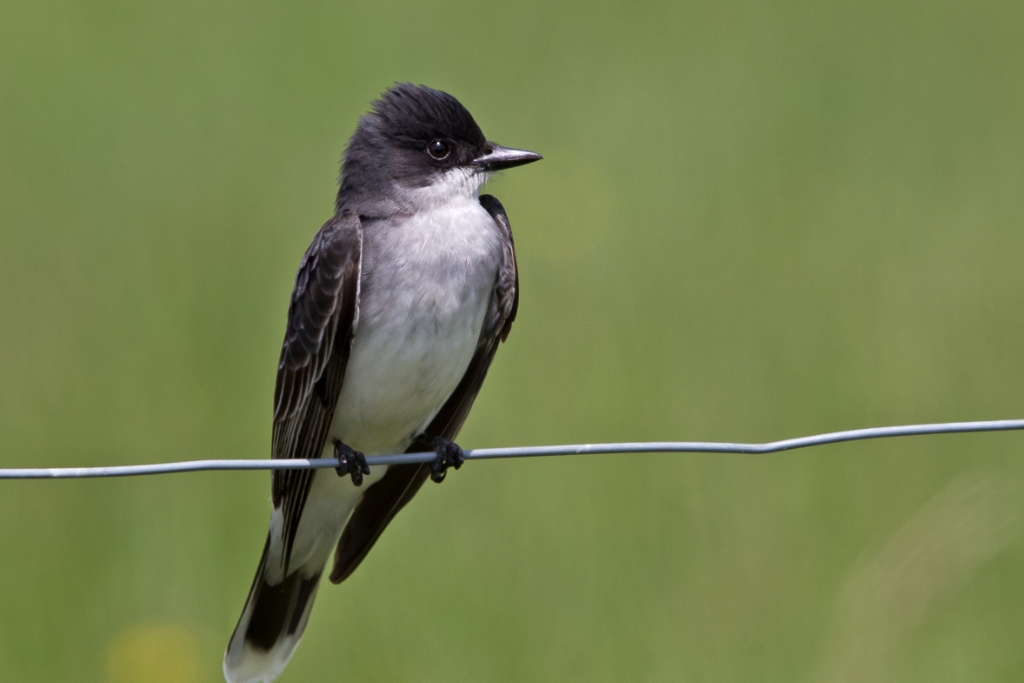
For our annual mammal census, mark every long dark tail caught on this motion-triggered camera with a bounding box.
[223,535,324,683]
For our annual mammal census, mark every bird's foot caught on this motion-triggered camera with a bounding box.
[413,436,465,483]
[333,439,370,486]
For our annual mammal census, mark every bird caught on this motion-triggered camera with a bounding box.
[223,83,541,683]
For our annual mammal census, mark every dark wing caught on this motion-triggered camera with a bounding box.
[328,194,518,584]
[271,210,362,571]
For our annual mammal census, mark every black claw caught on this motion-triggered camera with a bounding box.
[333,439,369,486]
[423,437,464,484]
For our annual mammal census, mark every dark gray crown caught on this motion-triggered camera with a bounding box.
[368,83,486,149]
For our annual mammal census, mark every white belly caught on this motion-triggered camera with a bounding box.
[270,288,487,578]
[330,290,489,455]
[329,196,501,457]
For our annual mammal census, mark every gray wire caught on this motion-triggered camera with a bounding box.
[1,419,1021,480]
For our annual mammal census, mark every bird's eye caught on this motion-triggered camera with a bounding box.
[427,140,451,160]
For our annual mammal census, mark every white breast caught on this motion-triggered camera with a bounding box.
[328,194,501,456]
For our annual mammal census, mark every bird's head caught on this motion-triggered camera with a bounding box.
[339,83,541,210]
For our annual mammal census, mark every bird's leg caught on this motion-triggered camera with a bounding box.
[413,435,465,483]
[333,438,370,486]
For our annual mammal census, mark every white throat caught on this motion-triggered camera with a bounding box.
[397,167,492,211]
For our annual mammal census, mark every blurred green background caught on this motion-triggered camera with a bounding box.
[2,0,1024,681]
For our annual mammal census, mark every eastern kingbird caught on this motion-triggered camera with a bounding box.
[223,84,541,683]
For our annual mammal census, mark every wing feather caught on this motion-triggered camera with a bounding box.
[270,210,362,570]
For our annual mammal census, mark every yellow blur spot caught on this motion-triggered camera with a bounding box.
[105,624,200,683]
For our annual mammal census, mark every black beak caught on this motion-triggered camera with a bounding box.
[474,143,543,172]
